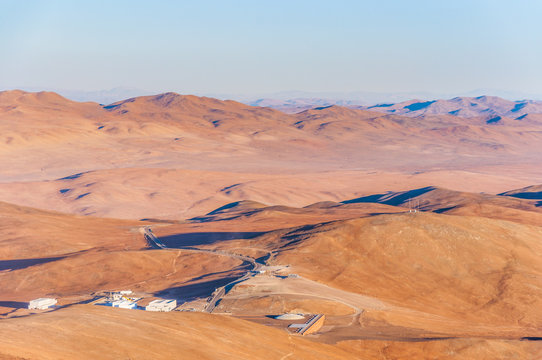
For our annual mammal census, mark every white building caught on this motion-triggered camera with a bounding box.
[112,300,137,309]
[146,299,177,312]
[28,298,57,310]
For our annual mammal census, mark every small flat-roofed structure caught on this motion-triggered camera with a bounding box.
[28,298,57,310]
[112,300,137,309]
[146,299,177,312]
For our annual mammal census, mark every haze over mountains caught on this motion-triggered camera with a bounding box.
[361,96,542,119]
[249,94,542,120]
[9,86,542,111]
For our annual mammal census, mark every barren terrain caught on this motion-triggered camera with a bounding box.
[2,90,542,359]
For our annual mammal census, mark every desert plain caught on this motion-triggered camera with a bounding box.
[2,90,542,359]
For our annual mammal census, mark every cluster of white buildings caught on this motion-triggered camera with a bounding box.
[106,291,177,312]
[112,299,138,309]
[27,291,178,313]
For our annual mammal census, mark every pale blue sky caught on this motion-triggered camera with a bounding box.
[1,0,541,96]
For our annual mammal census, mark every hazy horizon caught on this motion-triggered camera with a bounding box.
[5,86,542,106]
[2,0,541,97]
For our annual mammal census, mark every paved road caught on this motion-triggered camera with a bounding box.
[142,226,262,313]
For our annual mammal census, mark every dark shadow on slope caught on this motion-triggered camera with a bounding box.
[404,101,435,111]
[314,105,334,110]
[159,231,266,247]
[433,206,458,214]
[486,115,502,124]
[368,103,394,108]
[342,186,436,206]
[500,191,542,200]
[57,172,86,181]
[0,301,27,309]
[206,200,244,215]
[0,301,28,316]
[0,256,65,271]
[155,276,242,302]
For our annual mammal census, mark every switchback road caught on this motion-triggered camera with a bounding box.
[142,226,262,312]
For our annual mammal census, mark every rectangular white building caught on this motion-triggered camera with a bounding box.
[146,299,177,312]
[28,298,57,310]
[112,300,137,309]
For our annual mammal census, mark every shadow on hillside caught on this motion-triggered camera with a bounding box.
[502,191,542,200]
[57,172,86,180]
[159,231,265,247]
[0,256,64,271]
[0,301,28,316]
[0,301,27,309]
[155,276,242,301]
[342,186,436,206]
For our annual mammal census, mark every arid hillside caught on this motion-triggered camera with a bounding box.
[2,90,542,359]
[2,90,542,220]
[343,186,542,225]
[0,305,359,360]
[258,213,542,328]
[0,201,242,306]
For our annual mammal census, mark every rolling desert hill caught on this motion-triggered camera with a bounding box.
[3,90,542,180]
[145,194,542,358]
[3,191,542,359]
[500,184,542,201]
[0,200,142,260]
[3,90,542,220]
[3,89,542,359]
[255,212,542,328]
[0,167,538,220]
[2,305,541,360]
[343,186,542,225]
[0,200,242,309]
[0,305,360,360]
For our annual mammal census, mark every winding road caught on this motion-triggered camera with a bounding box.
[142,226,262,312]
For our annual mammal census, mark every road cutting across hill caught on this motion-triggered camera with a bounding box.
[142,225,541,343]
[142,226,262,312]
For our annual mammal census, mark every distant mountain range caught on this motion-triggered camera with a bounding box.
[6,86,542,110]
[357,96,542,120]
[242,89,542,113]
[243,96,542,124]
[3,89,542,218]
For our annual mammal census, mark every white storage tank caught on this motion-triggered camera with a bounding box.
[28,298,57,310]
[146,299,177,312]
